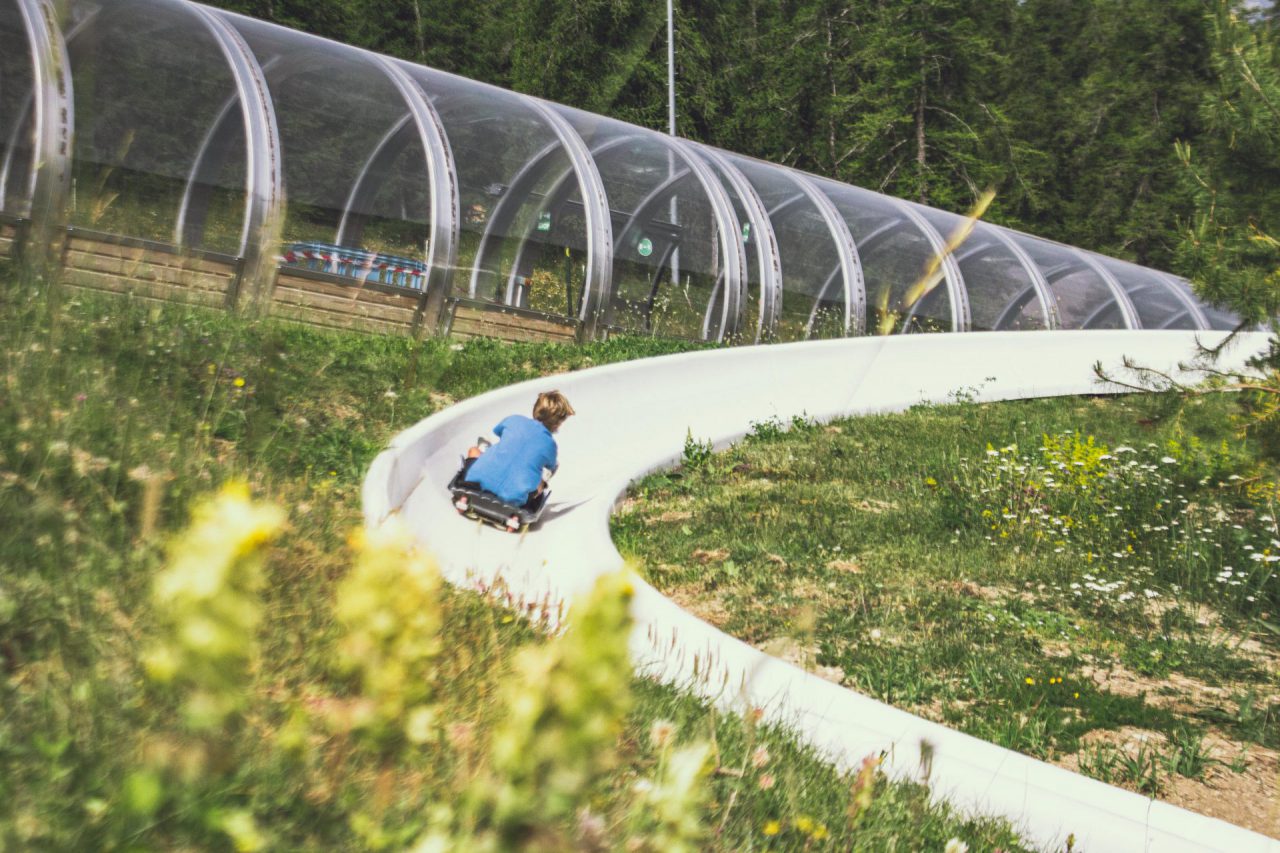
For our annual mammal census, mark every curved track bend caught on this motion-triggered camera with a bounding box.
[363,330,1277,853]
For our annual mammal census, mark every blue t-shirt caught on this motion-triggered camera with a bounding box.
[466,415,558,504]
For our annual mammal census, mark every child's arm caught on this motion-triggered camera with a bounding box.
[544,440,559,476]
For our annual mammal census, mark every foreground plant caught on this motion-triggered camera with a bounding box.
[134,482,286,849]
[412,571,642,849]
[144,481,286,729]
[332,521,444,748]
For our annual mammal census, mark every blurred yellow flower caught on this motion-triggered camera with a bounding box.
[146,482,284,730]
[763,820,781,836]
[333,519,443,747]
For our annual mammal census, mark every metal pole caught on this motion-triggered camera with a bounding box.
[667,0,676,137]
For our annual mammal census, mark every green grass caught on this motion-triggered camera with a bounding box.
[615,392,1280,812]
[0,271,1036,850]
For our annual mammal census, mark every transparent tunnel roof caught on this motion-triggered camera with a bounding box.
[729,154,852,341]
[1011,235,1128,329]
[1093,254,1201,331]
[403,67,595,320]
[224,18,436,265]
[912,203,1050,332]
[4,0,1242,340]
[818,179,958,334]
[65,0,249,254]
[555,105,743,340]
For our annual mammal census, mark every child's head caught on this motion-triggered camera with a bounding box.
[533,390,575,432]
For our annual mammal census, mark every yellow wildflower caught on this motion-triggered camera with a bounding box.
[333,519,443,747]
[146,483,284,730]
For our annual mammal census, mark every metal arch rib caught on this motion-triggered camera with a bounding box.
[1154,272,1210,330]
[334,115,413,245]
[187,5,284,310]
[175,54,283,251]
[612,168,693,249]
[992,285,1039,331]
[693,144,781,342]
[357,55,460,331]
[657,135,747,341]
[766,192,806,219]
[986,225,1060,329]
[467,139,560,300]
[777,170,864,337]
[13,0,72,268]
[520,98,614,339]
[1069,248,1141,329]
[469,136,629,311]
[892,200,970,332]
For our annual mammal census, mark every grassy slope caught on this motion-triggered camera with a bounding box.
[0,274,1034,851]
[615,392,1280,835]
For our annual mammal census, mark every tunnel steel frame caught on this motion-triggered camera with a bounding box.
[3,0,1234,339]
[10,0,72,269]
[694,144,781,342]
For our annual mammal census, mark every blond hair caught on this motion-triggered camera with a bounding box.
[532,390,575,431]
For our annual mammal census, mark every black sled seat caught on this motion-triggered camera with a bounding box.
[448,467,549,531]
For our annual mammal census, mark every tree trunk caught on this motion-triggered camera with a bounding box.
[916,57,928,206]
[413,0,426,62]
[826,15,837,171]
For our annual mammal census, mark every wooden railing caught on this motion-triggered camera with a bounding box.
[272,266,422,337]
[60,228,240,308]
[0,215,26,261]
[5,226,596,345]
[441,296,581,344]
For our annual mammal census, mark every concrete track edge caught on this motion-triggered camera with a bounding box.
[362,330,1278,852]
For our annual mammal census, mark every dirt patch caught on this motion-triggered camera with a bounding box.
[649,510,693,524]
[1080,662,1245,716]
[1059,727,1280,838]
[1164,735,1280,838]
[691,548,730,564]
[827,559,862,574]
[1041,640,1075,659]
[664,583,731,630]
[329,402,360,422]
[759,636,846,685]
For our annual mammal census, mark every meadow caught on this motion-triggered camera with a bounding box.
[614,389,1280,837]
[0,267,1036,850]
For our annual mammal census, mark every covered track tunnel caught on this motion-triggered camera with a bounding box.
[0,0,1239,342]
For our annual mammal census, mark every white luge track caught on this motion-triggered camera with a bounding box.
[363,330,1279,853]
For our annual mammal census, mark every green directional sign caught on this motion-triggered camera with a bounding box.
[742,222,751,243]
[537,212,552,232]
[637,237,654,257]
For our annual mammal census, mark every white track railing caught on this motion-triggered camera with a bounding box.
[363,330,1278,852]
